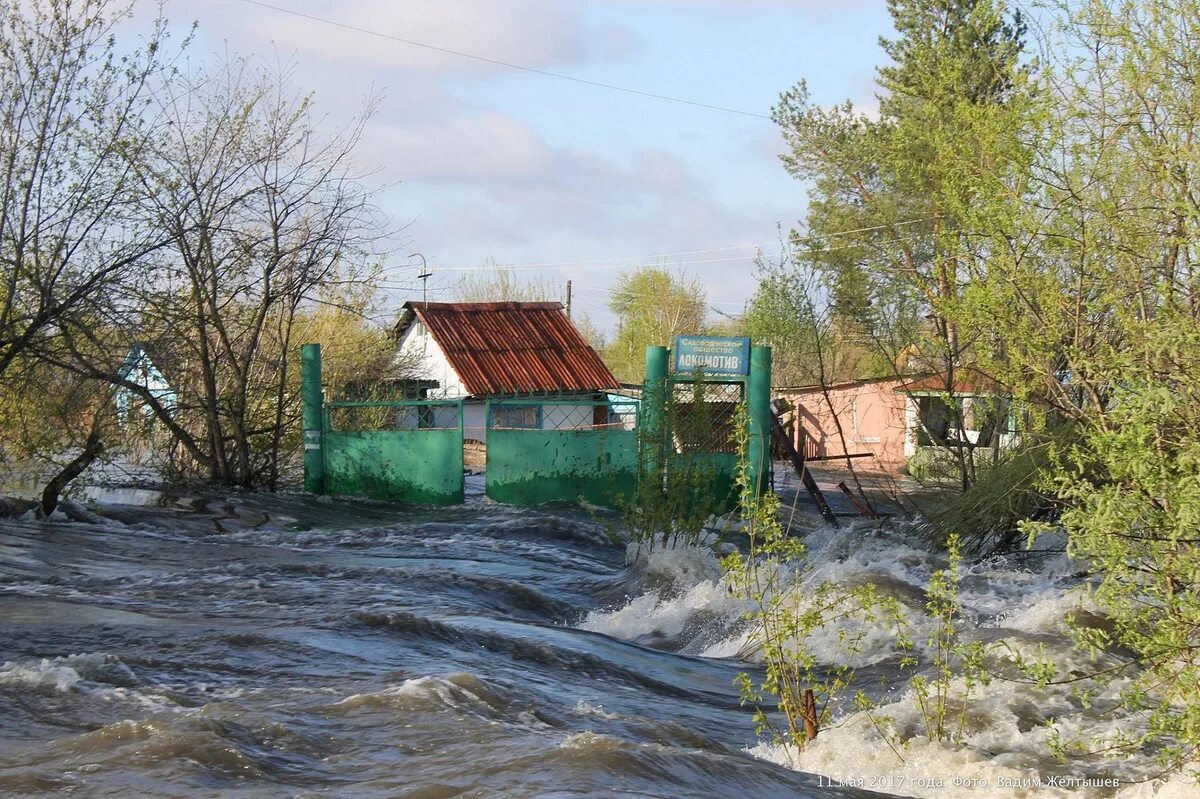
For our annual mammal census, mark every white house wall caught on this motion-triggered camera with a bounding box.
[464,402,487,443]
[394,321,467,397]
[543,403,594,430]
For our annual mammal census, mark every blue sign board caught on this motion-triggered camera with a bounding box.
[673,335,751,376]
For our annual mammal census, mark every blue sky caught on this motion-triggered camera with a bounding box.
[155,0,896,332]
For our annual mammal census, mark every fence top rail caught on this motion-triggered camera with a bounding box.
[487,397,640,407]
[668,375,746,385]
[326,399,463,409]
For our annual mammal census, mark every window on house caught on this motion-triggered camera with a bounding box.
[916,396,955,446]
[967,397,1010,445]
[492,405,541,429]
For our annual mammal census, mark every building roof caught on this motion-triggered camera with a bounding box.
[778,375,905,395]
[894,368,1002,395]
[779,369,1005,397]
[395,301,619,395]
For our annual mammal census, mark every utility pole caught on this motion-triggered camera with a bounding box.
[565,280,573,318]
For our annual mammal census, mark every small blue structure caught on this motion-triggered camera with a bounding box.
[115,345,176,424]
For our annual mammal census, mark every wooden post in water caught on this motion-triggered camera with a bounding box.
[803,688,819,741]
[770,404,838,527]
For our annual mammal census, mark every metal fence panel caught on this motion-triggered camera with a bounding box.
[485,396,639,506]
[666,378,744,512]
[323,399,463,505]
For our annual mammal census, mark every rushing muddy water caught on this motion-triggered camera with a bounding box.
[0,487,1194,798]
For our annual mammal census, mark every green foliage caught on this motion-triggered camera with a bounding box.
[605,268,707,383]
[914,443,1058,554]
[724,405,914,751]
[772,0,1036,488]
[769,0,1200,776]
[745,250,891,387]
[910,535,992,744]
[613,373,729,551]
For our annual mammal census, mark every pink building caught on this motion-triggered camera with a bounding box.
[781,377,910,471]
[779,371,1012,474]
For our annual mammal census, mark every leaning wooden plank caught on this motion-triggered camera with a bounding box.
[837,480,879,520]
[769,412,839,527]
[803,452,874,462]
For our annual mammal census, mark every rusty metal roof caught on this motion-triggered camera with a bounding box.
[396,301,619,395]
[894,368,1002,395]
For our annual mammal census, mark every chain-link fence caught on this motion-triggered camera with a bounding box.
[487,393,639,431]
[667,379,743,454]
[325,381,462,432]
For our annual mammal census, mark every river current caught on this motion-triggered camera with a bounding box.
[0,484,1194,798]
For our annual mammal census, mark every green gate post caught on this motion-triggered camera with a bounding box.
[747,345,773,500]
[642,346,670,485]
[301,343,325,494]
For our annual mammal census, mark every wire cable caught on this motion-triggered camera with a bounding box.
[239,0,772,120]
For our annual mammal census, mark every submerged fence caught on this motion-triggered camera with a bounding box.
[301,343,772,508]
[485,395,640,505]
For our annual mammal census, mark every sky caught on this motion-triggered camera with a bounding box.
[147,0,896,333]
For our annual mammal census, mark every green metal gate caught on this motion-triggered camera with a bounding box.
[641,344,773,511]
[664,376,744,513]
[300,342,769,510]
[302,344,464,505]
[484,395,640,506]
[323,399,464,505]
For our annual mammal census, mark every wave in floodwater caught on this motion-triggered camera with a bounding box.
[0,490,1194,798]
[582,525,1197,799]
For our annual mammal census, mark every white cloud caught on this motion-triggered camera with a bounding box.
[171,0,601,74]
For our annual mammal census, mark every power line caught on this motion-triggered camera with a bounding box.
[416,231,927,274]
[574,283,749,308]
[434,252,763,273]
[376,242,764,276]
[377,218,937,276]
[238,0,772,120]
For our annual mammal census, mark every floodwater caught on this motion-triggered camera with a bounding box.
[0,483,1194,798]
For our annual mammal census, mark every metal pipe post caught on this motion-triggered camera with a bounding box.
[301,343,325,494]
[641,346,670,485]
[747,345,773,500]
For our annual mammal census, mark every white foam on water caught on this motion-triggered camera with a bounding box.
[559,731,626,753]
[573,699,621,720]
[331,672,550,730]
[746,670,1176,799]
[0,652,137,693]
[578,540,752,649]
[585,520,1199,793]
[0,656,86,692]
[1114,768,1200,799]
[0,653,186,713]
[579,579,747,642]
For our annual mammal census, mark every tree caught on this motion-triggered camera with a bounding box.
[966,1,1200,773]
[53,57,392,490]
[771,0,1034,487]
[0,0,170,380]
[605,267,707,382]
[0,0,181,508]
[455,261,561,303]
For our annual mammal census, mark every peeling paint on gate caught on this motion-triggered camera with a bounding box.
[485,427,638,506]
[324,429,464,505]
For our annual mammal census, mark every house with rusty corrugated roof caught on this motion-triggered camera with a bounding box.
[392,301,620,445]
